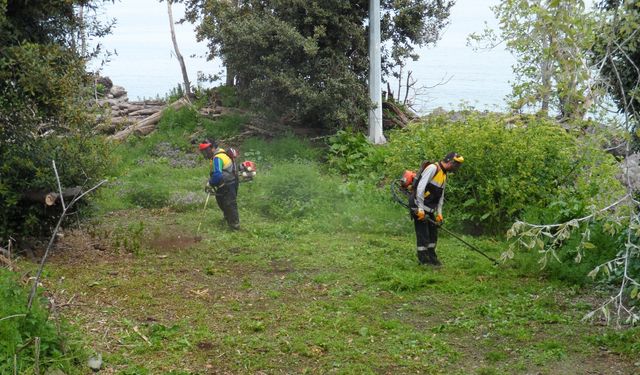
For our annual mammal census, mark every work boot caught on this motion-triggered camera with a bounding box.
[416,250,429,265]
[427,248,442,266]
[229,223,241,231]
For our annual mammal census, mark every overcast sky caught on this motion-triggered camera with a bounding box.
[88,0,220,99]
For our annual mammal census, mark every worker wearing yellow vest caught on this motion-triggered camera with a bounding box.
[199,139,240,230]
[409,152,464,266]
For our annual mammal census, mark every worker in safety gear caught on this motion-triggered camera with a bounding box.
[410,152,464,266]
[199,139,240,230]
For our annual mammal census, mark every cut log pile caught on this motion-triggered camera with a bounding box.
[108,98,191,141]
[92,84,192,141]
[90,81,299,144]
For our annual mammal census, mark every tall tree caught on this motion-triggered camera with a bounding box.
[469,0,599,121]
[0,0,112,239]
[180,0,453,129]
[594,0,640,144]
[167,0,193,98]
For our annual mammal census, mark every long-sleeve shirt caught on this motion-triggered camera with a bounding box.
[415,163,446,215]
[209,149,234,186]
[210,156,225,186]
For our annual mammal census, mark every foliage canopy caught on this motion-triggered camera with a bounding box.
[182,0,454,129]
[595,0,640,143]
[0,0,112,240]
[329,112,624,233]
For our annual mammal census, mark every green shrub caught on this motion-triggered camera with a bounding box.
[0,269,83,373]
[328,130,385,178]
[329,112,624,233]
[0,42,112,240]
[242,136,321,162]
[251,161,339,220]
[515,220,627,285]
[215,85,240,108]
[1,131,111,239]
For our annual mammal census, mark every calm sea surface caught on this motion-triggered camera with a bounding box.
[93,0,514,114]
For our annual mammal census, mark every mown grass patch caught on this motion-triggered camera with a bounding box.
[14,109,639,374]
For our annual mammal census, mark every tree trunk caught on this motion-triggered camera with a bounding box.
[79,5,86,57]
[167,0,192,98]
[23,187,83,206]
[225,61,235,86]
[540,35,552,115]
[224,0,240,86]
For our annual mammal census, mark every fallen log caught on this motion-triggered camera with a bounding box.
[141,99,166,106]
[0,253,12,267]
[243,124,275,137]
[23,186,83,206]
[119,104,144,112]
[129,108,163,117]
[383,101,411,127]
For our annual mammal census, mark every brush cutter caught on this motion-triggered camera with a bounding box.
[390,178,499,265]
[196,161,257,234]
[196,191,212,235]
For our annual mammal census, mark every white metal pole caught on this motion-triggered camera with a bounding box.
[368,0,386,144]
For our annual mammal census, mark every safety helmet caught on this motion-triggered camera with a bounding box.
[227,147,239,159]
[199,142,212,151]
[444,152,464,164]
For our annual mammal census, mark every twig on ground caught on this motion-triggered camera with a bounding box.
[133,325,152,345]
[0,314,27,322]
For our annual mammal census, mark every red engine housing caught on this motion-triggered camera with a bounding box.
[401,170,416,190]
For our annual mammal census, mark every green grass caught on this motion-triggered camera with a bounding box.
[14,108,639,374]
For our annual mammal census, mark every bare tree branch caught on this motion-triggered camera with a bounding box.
[27,161,107,311]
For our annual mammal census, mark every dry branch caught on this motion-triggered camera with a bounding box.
[0,254,13,268]
[27,160,107,311]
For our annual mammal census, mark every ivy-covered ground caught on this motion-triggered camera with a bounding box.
[15,109,640,374]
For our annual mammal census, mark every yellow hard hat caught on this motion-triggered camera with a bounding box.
[444,152,464,164]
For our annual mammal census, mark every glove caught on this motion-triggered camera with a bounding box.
[435,214,443,225]
[205,183,215,194]
[416,209,425,221]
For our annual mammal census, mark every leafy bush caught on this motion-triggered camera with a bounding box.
[251,161,340,220]
[1,12,112,240]
[329,112,624,233]
[327,130,385,178]
[0,269,83,373]
[215,85,240,108]
[242,136,321,162]
[515,220,627,285]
